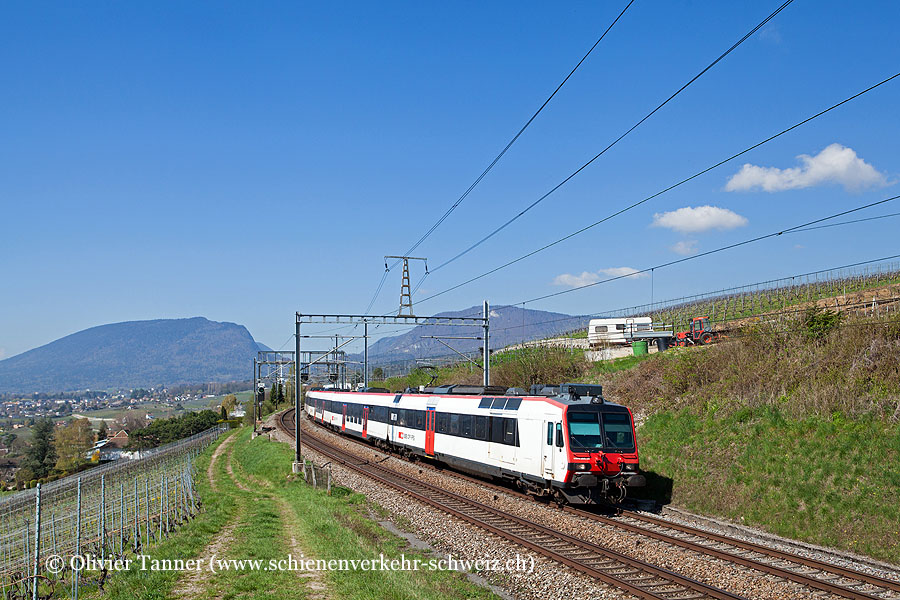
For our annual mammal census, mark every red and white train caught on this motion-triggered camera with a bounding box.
[304,382,645,503]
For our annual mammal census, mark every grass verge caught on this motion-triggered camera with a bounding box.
[636,407,900,563]
[231,428,501,600]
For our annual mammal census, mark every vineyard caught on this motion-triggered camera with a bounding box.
[0,426,224,599]
[566,259,900,337]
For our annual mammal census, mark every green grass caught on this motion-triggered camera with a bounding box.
[231,429,501,600]
[589,353,654,376]
[98,427,500,600]
[636,408,900,563]
[98,431,239,599]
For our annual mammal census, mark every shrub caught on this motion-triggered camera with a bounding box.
[802,307,842,340]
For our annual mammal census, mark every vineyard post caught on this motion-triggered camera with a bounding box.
[158,473,163,540]
[145,476,152,544]
[100,475,105,561]
[31,483,40,600]
[119,482,124,555]
[74,479,81,600]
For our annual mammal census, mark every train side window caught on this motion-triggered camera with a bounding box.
[503,418,517,445]
[398,410,407,426]
[475,416,487,440]
[555,423,564,447]
[449,414,460,435]
[415,410,424,429]
[437,413,449,433]
[478,398,492,409]
[491,398,506,409]
[546,423,553,445]
[460,415,473,438]
[490,417,504,444]
[505,398,522,411]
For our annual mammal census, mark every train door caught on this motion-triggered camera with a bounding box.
[425,408,436,456]
[542,420,555,479]
[341,404,347,432]
[362,406,369,439]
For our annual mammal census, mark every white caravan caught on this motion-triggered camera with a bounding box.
[587,317,652,347]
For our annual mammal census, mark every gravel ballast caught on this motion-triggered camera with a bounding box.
[269,413,899,600]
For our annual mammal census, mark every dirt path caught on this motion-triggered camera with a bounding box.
[274,495,330,600]
[207,433,237,490]
[175,433,241,598]
[176,429,332,599]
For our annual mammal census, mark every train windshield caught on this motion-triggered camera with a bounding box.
[567,412,603,450]
[602,412,635,452]
[567,411,635,452]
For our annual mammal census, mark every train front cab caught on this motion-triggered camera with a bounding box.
[553,402,645,504]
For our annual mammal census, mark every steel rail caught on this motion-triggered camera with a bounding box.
[289,408,900,600]
[574,511,900,600]
[279,409,744,600]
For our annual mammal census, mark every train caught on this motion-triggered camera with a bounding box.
[304,382,645,504]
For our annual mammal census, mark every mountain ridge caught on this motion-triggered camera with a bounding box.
[0,317,261,393]
[357,305,589,364]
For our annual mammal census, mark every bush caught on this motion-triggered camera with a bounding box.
[603,311,900,420]
[491,347,589,389]
[129,410,221,449]
[802,307,842,340]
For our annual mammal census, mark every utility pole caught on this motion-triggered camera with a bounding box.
[294,319,301,466]
[385,256,427,316]
[483,300,490,386]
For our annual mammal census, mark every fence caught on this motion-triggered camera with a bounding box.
[300,460,332,494]
[546,259,900,338]
[0,425,224,599]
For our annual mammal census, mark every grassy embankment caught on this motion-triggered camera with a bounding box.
[99,428,499,600]
[377,310,900,564]
[607,311,900,564]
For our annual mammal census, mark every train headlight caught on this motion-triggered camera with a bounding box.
[567,462,591,471]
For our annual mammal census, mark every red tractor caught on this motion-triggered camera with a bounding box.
[673,316,724,346]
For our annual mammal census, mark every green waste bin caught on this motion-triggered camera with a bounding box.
[631,340,648,356]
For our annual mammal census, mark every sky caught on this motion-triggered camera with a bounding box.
[2,0,899,359]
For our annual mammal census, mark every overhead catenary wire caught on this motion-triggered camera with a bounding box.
[414,70,900,306]
[360,0,635,314]
[520,194,900,304]
[486,254,900,336]
[788,211,900,233]
[429,0,796,274]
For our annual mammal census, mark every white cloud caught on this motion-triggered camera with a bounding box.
[597,267,648,279]
[553,271,601,287]
[671,240,698,255]
[552,267,647,288]
[725,143,888,193]
[652,205,748,234]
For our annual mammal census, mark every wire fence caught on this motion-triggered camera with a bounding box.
[537,259,900,339]
[0,425,225,599]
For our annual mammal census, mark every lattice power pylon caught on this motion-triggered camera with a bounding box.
[385,255,427,316]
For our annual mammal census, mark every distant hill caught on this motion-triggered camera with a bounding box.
[361,305,589,364]
[0,317,260,393]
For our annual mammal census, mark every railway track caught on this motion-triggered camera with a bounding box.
[278,409,900,600]
[279,409,744,600]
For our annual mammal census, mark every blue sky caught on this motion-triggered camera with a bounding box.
[2,0,899,358]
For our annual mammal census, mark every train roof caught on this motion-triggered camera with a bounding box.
[308,382,627,409]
